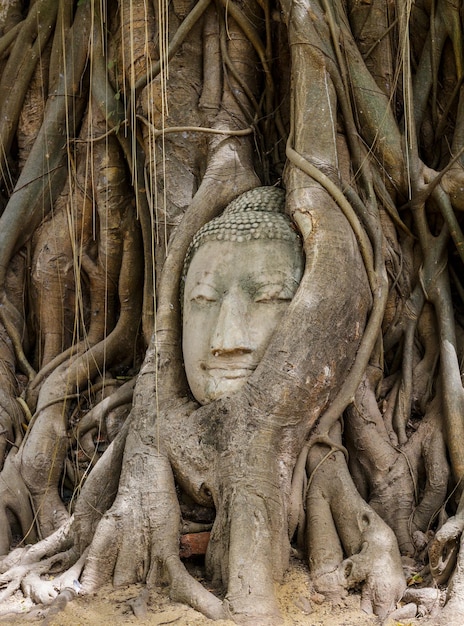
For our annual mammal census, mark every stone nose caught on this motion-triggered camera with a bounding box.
[210,291,252,355]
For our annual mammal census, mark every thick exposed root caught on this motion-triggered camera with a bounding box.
[0,321,23,472]
[0,547,80,605]
[422,534,464,625]
[0,452,37,557]
[80,437,225,619]
[209,486,284,625]
[429,510,464,585]
[20,548,86,604]
[392,587,445,621]
[0,516,73,573]
[164,556,225,621]
[339,518,404,618]
[306,426,405,619]
[0,517,74,603]
[346,371,449,556]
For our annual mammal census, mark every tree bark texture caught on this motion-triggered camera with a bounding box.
[0,1,464,625]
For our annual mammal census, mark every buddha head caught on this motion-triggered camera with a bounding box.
[182,187,304,405]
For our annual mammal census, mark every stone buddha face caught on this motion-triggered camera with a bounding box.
[182,188,304,405]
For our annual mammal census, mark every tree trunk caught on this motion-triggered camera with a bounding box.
[0,1,464,624]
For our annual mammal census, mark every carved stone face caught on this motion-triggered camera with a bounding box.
[182,238,304,405]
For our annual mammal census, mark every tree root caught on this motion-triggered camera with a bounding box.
[400,587,444,619]
[79,437,226,619]
[0,545,81,605]
[429,510,464,585]
[208,482,285,625]
[0,516,72,599]
[306,426,405,619]
[426,526,464,624]
[0,516,72,572]
[20,547,86,604]
[164,556,225,621]
[0,451,38,557]
[346,369,449,555]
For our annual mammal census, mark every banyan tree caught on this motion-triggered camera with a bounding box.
[0,1,464,624]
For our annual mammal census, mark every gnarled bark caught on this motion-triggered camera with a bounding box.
[1,1,464,625]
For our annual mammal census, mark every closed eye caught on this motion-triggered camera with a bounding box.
[255,295,292,303]
[189,283,219,304]
[254,283,295,303]
[191,293,217,304]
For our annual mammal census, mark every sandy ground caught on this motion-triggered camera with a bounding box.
[0,557,388,626]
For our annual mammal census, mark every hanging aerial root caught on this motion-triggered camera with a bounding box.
[0,0,58,182]
[0,1,91,287]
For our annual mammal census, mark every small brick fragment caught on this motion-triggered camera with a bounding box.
[179,531,211,558]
